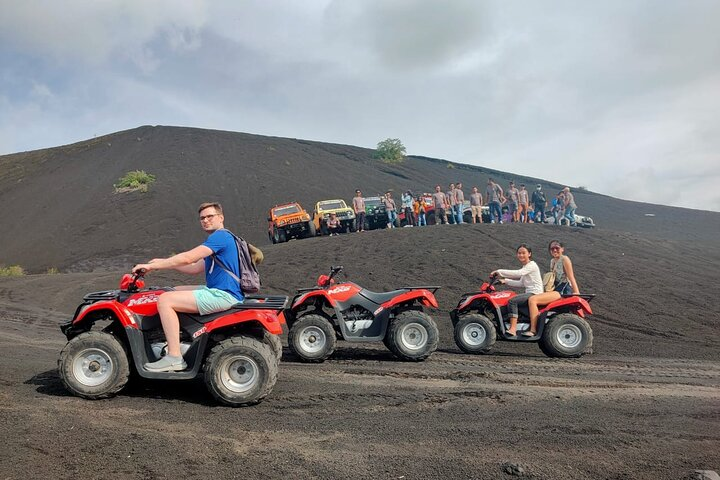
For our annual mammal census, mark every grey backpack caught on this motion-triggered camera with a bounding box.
[210,230,261,294]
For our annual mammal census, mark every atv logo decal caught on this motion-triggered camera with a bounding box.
[193,326,207,339]
[328,285,352,295]
[374,306,384,316]
[128,294,159,307]
[491,291,513,299]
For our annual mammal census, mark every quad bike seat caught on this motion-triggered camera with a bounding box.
[137,295,288,329]
[360,289,410,305]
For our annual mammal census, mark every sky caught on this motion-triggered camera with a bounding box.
[1,0,718,211]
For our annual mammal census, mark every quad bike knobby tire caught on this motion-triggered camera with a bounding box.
[204,336,278,406]
[288,314,336,363]
[261,329,283,361]
[538,313,593,358]
[453,313,496,354]
[58,331,131,399]
[386,310,438,361]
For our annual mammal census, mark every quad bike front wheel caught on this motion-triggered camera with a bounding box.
[386,310,439,361]
[454,313,496,354]
[539,313,593,358]
[204,336,278,407]
[58,331,130,399]
[288,314,336,362]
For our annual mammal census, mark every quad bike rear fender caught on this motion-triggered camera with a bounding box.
[541,296,593,318]
[381,289,439,310]
[204,309,283,335]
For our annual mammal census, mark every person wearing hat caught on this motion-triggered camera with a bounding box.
[531,184,547,223]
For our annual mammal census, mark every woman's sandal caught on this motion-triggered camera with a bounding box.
[521,331,536,337]
[506,331,517,337]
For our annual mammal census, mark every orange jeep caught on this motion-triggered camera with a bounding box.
[267,202,315,243]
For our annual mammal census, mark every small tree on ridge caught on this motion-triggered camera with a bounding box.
[374,138,406,164]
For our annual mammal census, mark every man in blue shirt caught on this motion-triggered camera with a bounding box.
[132,202,242,372]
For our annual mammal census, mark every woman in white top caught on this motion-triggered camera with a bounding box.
[491,244,543,337]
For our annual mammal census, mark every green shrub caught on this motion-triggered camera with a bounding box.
[46,267,59,274]
[446,163,455,169]
[115,170,156,193]
[374,138,406,164]
[0,265,25,276]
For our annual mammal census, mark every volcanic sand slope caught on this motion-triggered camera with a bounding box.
[1,126,719,479]
[1,125,718,272]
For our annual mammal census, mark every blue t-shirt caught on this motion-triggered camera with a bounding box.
[202,230,244,302]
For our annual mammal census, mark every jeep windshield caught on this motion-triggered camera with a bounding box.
[319,201,346,210]
[273,205,301,216]
[364,198,382,207]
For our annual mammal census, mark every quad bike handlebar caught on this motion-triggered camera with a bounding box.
[121,268,147,292]
[326,265,344,285]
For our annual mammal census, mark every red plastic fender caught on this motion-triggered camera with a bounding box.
[381,289,439,310]
[73,300,139,329]
[291,290,336,310]
[204,310,283,335]
[457,292,510,312]
[540,296,593,317]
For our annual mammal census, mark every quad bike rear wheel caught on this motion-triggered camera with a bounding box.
[58,331,130,399]
[454,313,496,354]
[386,310,438,361]
[288,314,336,362]
[204,336,278,406]
[539,313,593,358]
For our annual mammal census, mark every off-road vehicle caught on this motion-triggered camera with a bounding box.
[450,275,595,358]
[313,199,356,235]
[285,266,440,362]
[363,196,391,230]
[58,271,287,406]
[267,202,315,243]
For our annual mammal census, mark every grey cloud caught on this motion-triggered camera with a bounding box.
[325,0,489,71]
[0,1,719,211]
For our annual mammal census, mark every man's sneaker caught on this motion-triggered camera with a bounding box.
[144,355,187,372]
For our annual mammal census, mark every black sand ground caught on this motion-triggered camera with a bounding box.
[0,126,719,479]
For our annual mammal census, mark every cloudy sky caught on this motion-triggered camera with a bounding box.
[1,0,718,211]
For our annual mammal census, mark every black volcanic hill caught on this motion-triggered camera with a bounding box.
[1,125,717,272]
[1,125,719,361]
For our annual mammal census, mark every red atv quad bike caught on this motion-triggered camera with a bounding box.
[450,275,595,358]
[284,266,440,362]
[58,271,287,406]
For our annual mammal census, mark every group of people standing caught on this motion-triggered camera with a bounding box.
[480,179,579,226]
[351,180,580,229]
